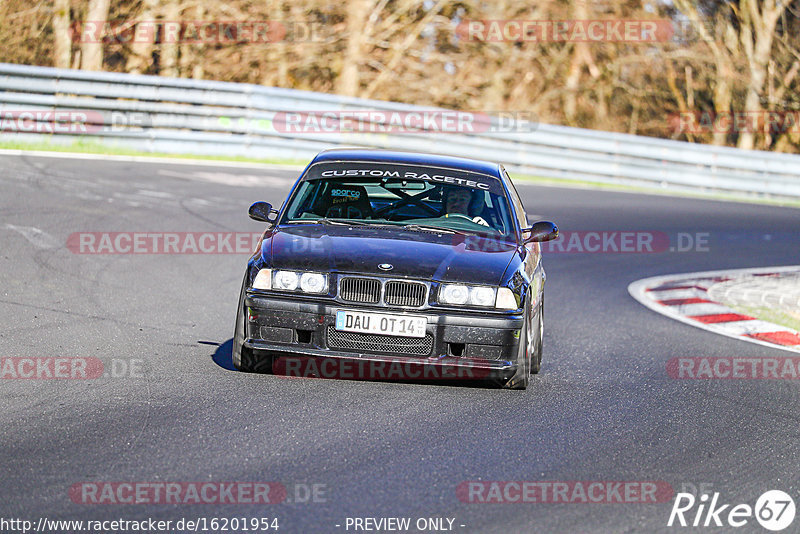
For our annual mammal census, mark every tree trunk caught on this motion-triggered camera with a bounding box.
[259,0,282,86]
[737,0,785,150]
[180,4,205,79]
[335,0,372,96]
[160,0,181,77]
[711,56,734,147]
[80,0,110,70]
[563,2,590,124]
[673,0,734,146]
[126,0,157,74]
[52,0,71,68]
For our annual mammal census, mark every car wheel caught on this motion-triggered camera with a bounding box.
[530,295,543,374]
[506,299,531,389]
[232,272,271,373]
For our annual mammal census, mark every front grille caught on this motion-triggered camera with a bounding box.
[339,277,380,304]
[327,327,433,356]
[385,281,427,307]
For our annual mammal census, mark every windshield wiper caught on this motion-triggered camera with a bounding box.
[290,219,475,235]
[290,218,389,227]
[401,223,466,235]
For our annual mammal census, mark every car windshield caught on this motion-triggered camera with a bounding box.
[281,161,516,236]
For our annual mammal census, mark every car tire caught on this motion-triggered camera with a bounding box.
[232,272,271,373]
[530,295,543,374]
[506,299,531,389]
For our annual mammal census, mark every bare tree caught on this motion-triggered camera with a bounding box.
[673,0,737,146]
[362,0,447,99]
[81,0,110,70]
[3,0,798,153]
[180,4,205,79]
[737,0,787,149]
[126,0,158,74]
[52,0,71,68]
[563,1,599,124]
[160,0,180,77]
[335,0,374,96]
[260,0,288,87]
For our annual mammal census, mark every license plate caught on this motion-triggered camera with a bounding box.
[335,310,427,338]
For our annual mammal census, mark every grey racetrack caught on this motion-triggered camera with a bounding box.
[1,153,798,533]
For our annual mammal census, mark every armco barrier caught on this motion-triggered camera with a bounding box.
[1,62,800,197]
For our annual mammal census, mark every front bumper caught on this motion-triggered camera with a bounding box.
[243,292,523,383]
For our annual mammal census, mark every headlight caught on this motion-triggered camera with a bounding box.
[495,287,519,310]
[440,284,469,305]
[300,272,327,293]
[439,284,496,307]
[265,270,328,294]
[252,268,272,289]
[274,270,299,290]
[470,287,496,307]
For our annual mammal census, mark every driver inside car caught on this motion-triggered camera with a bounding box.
[442,187,490,226]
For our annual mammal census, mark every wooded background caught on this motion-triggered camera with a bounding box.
[1,0,799,152]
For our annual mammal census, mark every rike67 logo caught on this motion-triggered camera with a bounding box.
[668,490,795,531]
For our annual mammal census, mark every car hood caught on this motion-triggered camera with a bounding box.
[265,224,519,285]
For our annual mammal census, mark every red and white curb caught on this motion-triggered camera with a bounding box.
[628,266,800,354]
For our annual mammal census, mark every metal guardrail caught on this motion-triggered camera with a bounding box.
[2,62,800,197]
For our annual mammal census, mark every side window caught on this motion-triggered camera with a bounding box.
[503,170,528,231]
[286,181,315,218]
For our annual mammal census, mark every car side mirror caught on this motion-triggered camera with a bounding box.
[523,221,558,243]
[249,201,278,223]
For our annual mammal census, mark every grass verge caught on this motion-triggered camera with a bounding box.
[720,304,800,332]
[0,139,307,166]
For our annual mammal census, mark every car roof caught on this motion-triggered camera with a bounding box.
[310,148,504,179]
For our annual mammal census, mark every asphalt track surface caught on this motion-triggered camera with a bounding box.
[1,153,799,533]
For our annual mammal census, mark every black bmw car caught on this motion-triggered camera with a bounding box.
[232,149,557,389]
